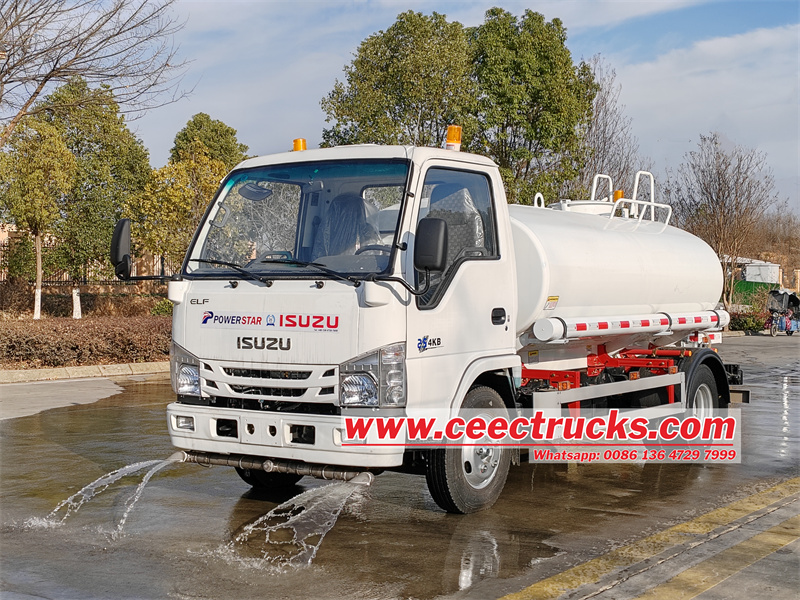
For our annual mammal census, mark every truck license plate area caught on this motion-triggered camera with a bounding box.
[216,418,238,438]
[289,424,315,445]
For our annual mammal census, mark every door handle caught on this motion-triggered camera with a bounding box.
[491,307,506,325]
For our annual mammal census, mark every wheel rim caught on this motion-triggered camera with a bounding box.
[460,416,500,489]
[692,382,714,418]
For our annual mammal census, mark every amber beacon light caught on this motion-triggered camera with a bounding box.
[445,125,462,151]
[293,138,307,151]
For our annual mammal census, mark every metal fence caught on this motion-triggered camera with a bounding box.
[0,240,181,285]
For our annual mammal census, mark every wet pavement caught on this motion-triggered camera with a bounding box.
[0,335,797,600]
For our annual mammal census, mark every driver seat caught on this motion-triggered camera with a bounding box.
[311,193,380,260]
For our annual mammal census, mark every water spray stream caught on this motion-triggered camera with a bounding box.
[26,452,185,531]
[220,471,374,570]
[111,456,182,537]
[24,449,374,568]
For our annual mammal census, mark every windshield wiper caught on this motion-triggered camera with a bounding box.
[188,258,272,285]
[259,258,361,287]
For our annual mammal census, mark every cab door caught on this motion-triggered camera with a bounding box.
[405,161,517,412]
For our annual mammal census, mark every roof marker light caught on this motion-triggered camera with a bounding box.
[293,138,307,152]
[445,125,462,151]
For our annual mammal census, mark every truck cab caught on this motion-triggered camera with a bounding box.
[162,145,520,510]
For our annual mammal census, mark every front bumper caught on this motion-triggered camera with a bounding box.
[166,402,405,468]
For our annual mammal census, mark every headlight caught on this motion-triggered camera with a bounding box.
[340,343,406,407]
[170,342,201,396]
[341,374,379,407]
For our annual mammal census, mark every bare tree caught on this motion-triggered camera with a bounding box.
[748,203,800,288]
[564,55,650,200]
[0,0,187,147]
[663,132,780,309]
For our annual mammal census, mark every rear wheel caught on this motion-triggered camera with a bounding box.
[425,386,511,514]
[235,467,303,489]
[687,364,719,418]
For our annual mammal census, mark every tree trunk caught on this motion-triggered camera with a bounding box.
[34,232,42,320]
[723,266,736,311]
[72,286,82,319]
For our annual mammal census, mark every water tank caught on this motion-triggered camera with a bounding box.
[509,205,723,337]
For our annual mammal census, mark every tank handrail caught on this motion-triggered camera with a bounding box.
[609,197,673,230]
[631,171,656,221]
[590,174,614,203]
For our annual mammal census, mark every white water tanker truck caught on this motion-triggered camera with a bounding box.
[111,132,745,513]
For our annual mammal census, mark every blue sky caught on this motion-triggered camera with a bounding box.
[133,0,800,210]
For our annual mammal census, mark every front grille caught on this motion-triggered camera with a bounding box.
[201,360,337,405]
[222,367,311,380]
[228,385,306,397]
[177,395,340,415]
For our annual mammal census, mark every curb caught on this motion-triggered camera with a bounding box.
[0,361,170,384]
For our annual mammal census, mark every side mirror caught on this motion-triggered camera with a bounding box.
[414,217,447,272]
[110,219,132,280]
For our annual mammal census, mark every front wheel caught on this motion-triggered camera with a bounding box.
[770,323,778,337]
[425,386,511,514]
[235,466,303,489]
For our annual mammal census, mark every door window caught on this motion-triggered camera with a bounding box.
[415,168,497,308]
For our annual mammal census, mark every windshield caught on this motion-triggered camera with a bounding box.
[185,159,409,279]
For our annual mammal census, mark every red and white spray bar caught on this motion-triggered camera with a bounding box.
[531,310,730,342]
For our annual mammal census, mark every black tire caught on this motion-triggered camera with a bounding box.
[787,331,794,336]
[686,364,719,414]
[425,386,511,514]
[235,466,303,489]
[770,323,778,337]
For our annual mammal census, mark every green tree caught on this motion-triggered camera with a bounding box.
[321,11,476,148]
[0,118,76,319]
[471,8,596,203]
[320,9,595,204]
[39,78,151,318]
[170,113,248,170]
[127,139,227,263]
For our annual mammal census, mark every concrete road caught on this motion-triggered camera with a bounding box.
[0,335,797,600]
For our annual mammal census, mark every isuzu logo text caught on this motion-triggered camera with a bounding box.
[200,311,339,331]
[279,314,339,329]
[237,336,292,351]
